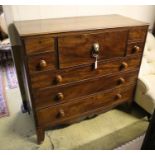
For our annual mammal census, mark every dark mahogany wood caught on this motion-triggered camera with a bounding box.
[14,15,148,37]
[11,15,149,144]
[36,84,135,126]
[30,54,141,90]
[36,127,45,144]
[128,26,148,42]
[58,29,128,68]
[127,42,144,55]
[24,35,55,55]
[33,70,138,109]
[27,51,57,73]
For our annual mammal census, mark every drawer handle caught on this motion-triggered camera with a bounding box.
[120,62,128,70]
[59,109,65,117]
[39,60,47,69]
[56,92,64,101]
[133,45,140,53]
[118,77,125,85]
[115,94,122,100]
[55,75,63,84]
[93,43,100,54]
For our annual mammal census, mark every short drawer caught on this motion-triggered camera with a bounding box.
[58,28,128,68]
[24,35,55,55]
[128,26,148,42]
[36,85,135,126]
[27,52,56,74]
[127,42,144,55]
[33,70,138,109]
[30,55,141,90]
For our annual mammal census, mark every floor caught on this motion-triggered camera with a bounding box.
[0,64,148,150]
[116,135,145,150]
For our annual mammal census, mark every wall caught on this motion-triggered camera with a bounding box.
[3,5,155,30]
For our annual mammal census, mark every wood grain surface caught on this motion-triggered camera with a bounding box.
[14,15,148,37]
[12,15,148,144]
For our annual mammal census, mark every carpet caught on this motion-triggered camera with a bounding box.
[0,105,148,149]
[115,134,145,150]
[0,66,9,118]
[5,60,18,89]
[47,108,148,150]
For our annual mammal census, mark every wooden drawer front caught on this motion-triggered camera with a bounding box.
[24,35,55,55]
[58,29,128,68]
[128,26,148,42]
[31,55,141,90]
[28,52,56,74]
[33,70,138,109]
[127,42,144,55]
[36,85,135,126]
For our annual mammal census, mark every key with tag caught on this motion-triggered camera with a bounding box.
[93,54,98,70]
[92,43,99,70]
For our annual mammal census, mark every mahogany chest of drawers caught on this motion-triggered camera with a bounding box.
[11,15,148,144]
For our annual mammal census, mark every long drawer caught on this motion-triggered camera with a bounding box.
[33,70,138,109]
[36,84,135,126]
[30,55,141,90]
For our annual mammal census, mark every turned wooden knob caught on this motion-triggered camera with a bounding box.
[55,75,63,84]
[115,94,122,100]
[133,45,140,53]
[118,77,125,85]
[56,92,64,101]
[39,60,47,69]
[121,62,128,69]
[59,109,65,117]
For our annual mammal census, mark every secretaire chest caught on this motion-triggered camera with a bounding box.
[12,14,148,144]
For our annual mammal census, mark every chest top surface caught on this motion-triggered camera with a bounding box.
[14,14,148,37]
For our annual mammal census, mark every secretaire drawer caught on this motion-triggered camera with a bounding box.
[36,85,135,126]
[58,28,128,68]
[33,70,138,109]
[30,55,141,89]
[24,35,55,55]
